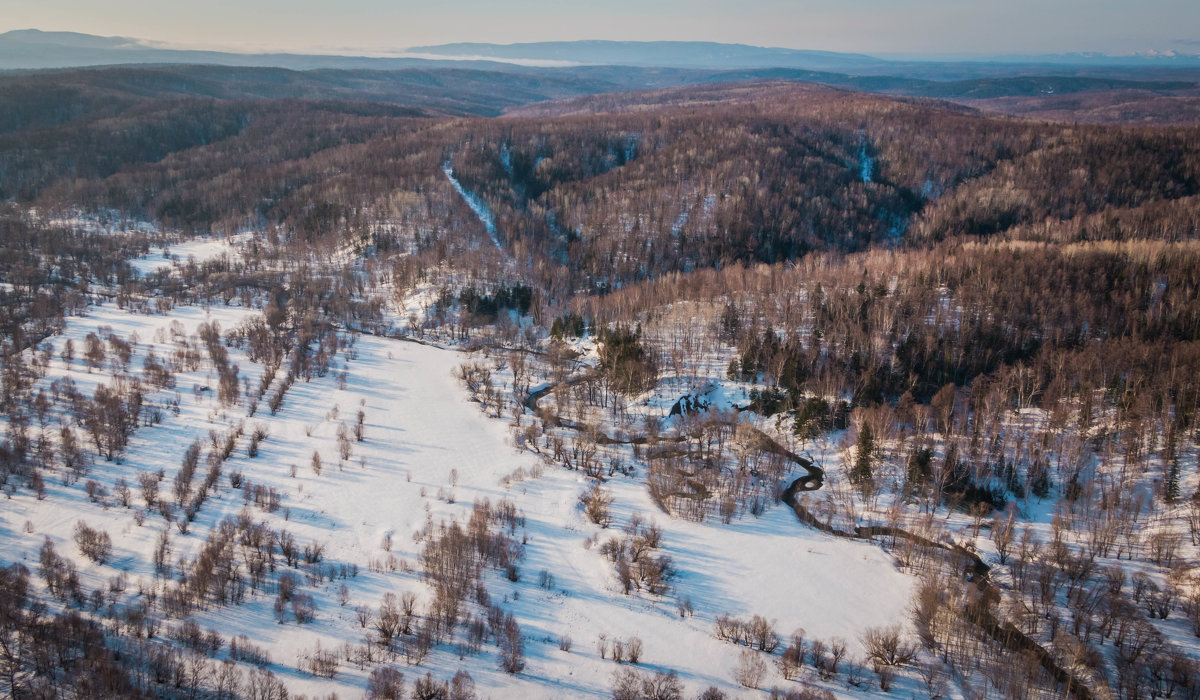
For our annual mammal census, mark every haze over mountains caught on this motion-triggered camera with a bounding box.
[0,29,519,71]
[4,28,1200,75]
[412,39,1200,68]
[2,28,1199,126]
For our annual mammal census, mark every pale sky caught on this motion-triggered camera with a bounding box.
[2,0,1197,57]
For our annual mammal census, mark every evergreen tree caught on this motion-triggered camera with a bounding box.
[852,424,875,489]
[1165,458,1181,504]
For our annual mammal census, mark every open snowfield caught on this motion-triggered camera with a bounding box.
[129,233,253,276]
[1,293,917,697]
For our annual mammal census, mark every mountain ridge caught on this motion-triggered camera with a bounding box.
[5,29,1200,76]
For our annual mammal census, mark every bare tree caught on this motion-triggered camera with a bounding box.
[861,625,917,667]
[734,649,767,689]
[366,666,404,700]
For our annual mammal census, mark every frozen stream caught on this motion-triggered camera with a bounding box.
[443,161,504,250]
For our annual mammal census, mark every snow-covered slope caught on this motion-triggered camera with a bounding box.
[1,289,916,697]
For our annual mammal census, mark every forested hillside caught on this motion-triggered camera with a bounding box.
[0,65,1199,699]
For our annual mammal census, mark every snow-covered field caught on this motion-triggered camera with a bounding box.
[2,288,916,697]
[128,233,252,276]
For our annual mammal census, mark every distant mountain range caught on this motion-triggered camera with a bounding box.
[406,40,890,71]
[412,40,1200,70]
[4,29,1199,76]
[0,29,509,72]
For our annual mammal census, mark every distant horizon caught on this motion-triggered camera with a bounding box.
[1,0,1197,59]
[3,27,1199,65]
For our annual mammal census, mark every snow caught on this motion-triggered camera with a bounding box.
[444,162,503,251]
[859,145,873,184]
[1,291,917,697]
[128,234,251,276]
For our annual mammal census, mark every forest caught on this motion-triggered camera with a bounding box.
[0,62,1198,699]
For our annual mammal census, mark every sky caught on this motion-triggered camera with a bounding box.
[2,0,1198,57]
